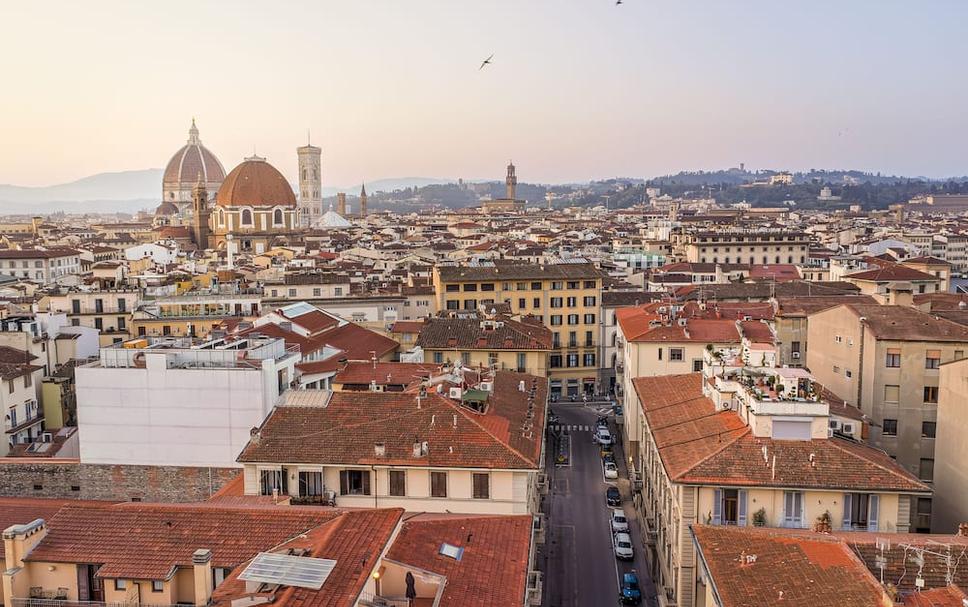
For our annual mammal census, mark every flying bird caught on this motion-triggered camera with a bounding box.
[479,54,494,70]
[616,0,623,5]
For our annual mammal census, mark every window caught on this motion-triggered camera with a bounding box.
[115,580,127,591]
[583,353,596,367]
[956,350,964,360]
[922,421,936,438]
[273,209,284,226]
[463,283,477,292]
[518,298,526,309]
[713,488,746,525]
[472,473,490,499]
[430,471,448,497]
[241,209,253,226]
[71,299,81,314]
[463,299,477,310]
[791,341,800,353]
[531,282,542,290]
[783,491,804,528]
[516,282,528,290]
[517,352,526,372]
[551,281,563,290]
[567,281,579,289]
[389,470,407,496]
[567,314,579,325]
[118,298,126,312]
[670,348,684,361]
[884,385,900,402]
[843,493,878,531]
[288,288,297,297]
[24,373,31,388]
[835,335,842,343]
[334,287,343,296]
[584,280,596,288]
[313,288,321,297]
[832,365,840,374]
[461,352,471,366]
[845,369,853,379]
[566,297,577,307]
[583,296,596,306]
[94,318,103,331]
[920,458,934,482]
[533,297,540,308]
[924,386,939,403]
[446,284,460,292]
[550,297,563,308]
[259,469,287,496]
[584,314,596,324]
[693,359,703,372]
[882,419,898,436]
[925,350,941,369]
[118,317,126,331]
[917,497,933,516]
[480,283,495,292]
[298,471,323,497]
[585,330,593,346]
[885,349,901,368]
[550,315,562,326]
[567,353,579,367]
[658,348,663,361]
[339,470,371,495]
[446,300,459,310]
[549,355,562,368]
[151,580,164,592]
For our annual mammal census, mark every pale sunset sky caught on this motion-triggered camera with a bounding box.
[1,0,966,186]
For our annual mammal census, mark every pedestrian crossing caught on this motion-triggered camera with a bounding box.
[551,424,595,432]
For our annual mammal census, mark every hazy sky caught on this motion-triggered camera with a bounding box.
[2,0,967,187]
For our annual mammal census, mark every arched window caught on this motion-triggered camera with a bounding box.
[241,209,253,226]
[273,209,283,226]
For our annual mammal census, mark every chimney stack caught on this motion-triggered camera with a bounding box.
[192,548,214,606]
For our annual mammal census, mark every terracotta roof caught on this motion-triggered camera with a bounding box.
[416,317,552,350]
[436,261,605,282]
[334,361,438,387]
[0,249,80,259]
[845,264,937,282]
[905,586,968,607]
[389,320,425,334]
[748,264,802,281]
[314,322,399,360]
[837,304,968,342]
[692,525,888,607]
[676,281,860,302]
[239,371,546,470]
[0,498,112,558]
[216,157,296,208]
[775,295,878,317]
[25,503,341,580]
[903,256,952,266]
[616,307,741,344]
[385,514,532,607]
[211,508,404,607]
[633,374,928,492]
[738,320,774,344]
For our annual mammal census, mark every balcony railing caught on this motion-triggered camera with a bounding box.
[12,599,180,607]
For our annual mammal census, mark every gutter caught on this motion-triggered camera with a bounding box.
[690,524,724,607]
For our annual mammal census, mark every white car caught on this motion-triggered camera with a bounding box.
[613,532,634,560]
[604,461,619,479]
[611,509,629,533]
[596,428,613,445]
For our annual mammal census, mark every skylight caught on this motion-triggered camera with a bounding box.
[238,552,337,590]
[439,543,464,561]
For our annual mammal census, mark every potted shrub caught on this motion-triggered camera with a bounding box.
[752,508,767,527]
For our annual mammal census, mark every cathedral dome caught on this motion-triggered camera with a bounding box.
[154,200,179,216]
[162,120,226,202]
[216,156,296,208]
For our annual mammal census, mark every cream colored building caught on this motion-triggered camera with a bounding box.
[806,303,968,532]
[628,353,929,607]
[433,262,604,397]
[681,230,809,265]
[44,289,140,346]
[933,356,968,533]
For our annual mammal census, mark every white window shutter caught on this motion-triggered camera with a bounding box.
[868,495,879,531]
[843,494,853,530]
[713,489,722,525]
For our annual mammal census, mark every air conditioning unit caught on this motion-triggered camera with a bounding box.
[479,381,493,392]
[791,352,801,359]
[41,432,52,442]
[448,387,462,400]
[841,423,855,435]
[827,428,835,438]
[829,419,842,430]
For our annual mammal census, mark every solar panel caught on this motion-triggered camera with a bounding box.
[238,552,337,590]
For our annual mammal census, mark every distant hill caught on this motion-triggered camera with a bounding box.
[322,177,453,197]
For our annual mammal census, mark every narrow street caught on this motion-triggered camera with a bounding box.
[541,401,657,607]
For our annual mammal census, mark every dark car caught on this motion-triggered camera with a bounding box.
[602,451,616,465]
[606,486,621,506]
[620,572,642,605]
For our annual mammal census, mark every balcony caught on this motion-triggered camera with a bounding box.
[5,408,44,434]
[12,600,179,607]
[357,593,435,607]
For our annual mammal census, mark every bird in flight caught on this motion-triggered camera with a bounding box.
[616,0,623,5]
[479,54,494,70]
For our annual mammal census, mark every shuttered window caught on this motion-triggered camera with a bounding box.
[472,473,490,499]
[389,470,407,497]
[431,471,448,498]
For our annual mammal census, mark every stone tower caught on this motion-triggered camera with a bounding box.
[297,140,322,227]
[337,192,347,216]
[359,183,368,218]
[506,161,517,200]
[191,175,211,249]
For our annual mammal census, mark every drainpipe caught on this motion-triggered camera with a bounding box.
[856,318,866,409]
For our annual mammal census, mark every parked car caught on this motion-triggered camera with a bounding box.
[620,572,642,604]
[606,486,621,506]
[548,412,560,425]
[597,416,609,427]
[611,508,629,533]
[604,461,619,479]
[613,532,634,560]
[596,427,613,445]
[602,451,616,465]
[600,443,614,459]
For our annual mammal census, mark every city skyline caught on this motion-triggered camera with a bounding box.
[3,0,968,188]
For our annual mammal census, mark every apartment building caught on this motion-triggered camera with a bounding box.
[933,356,968,533]
[772,295,876,368]
[616,304,742,463]
[1,346,45,455]
[131,291,261,338]
[75,335,300,467]
[262,271,351,301]
[45,289,141,346]
[681,231,809,265]
[600,291,662,393]
[433,261,605,397]
[842,263,944,299]
[0,249,81,285]
[629,356,928,607]
[415,313,552,376]
[807,303,968,531]
[238,369,546,515]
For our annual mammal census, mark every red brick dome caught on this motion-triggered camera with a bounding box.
[216,156,296,208]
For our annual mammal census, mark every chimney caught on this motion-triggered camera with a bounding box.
[3,519,47,573]
[192,548,214,606]
[958,523,968,537]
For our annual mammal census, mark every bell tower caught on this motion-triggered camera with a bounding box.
[359,183,368,218]
[297,136,322,227]
[506,161,517,200]
[191,174,211,249]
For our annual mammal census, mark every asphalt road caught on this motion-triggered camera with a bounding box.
[541,402,657,607]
